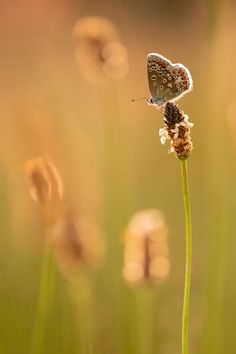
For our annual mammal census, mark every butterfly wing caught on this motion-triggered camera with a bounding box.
[147,53,170,100]
[170,63,193,100]
[147,53,193,105]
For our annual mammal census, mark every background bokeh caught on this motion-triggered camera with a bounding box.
[0,0,236,353]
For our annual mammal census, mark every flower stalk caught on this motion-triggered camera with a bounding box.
[30,245,55,354]
[181,159,192,354]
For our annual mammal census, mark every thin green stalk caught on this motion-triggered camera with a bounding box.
[30,245,54,354]
[181,159,192,354]
[135,289,154,354]
[71,276,94,354]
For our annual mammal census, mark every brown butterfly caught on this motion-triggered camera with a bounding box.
[147,53,193,107]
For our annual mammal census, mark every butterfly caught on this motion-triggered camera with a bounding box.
[147,53,193,107]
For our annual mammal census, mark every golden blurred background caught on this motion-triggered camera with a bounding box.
[1,0,236,353]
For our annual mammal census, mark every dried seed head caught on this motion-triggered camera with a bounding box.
[50,210,105,278]
[24,155,63,225]
[73,16,129,83]
[24,155,63,207]
[160,102,193,160]
[123,209,170,287]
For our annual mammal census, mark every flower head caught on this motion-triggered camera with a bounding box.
[160,102,193,160]
[50,210,105,278]
[73,16,129,83]
[24,155,63,207]
[24,155,63,224]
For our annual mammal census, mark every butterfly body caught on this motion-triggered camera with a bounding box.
[147,53,193,107]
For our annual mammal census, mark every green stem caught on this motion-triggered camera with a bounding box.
[135,289,153,354]
[71,276,94,354]
[181,159,192,354]
[30,245,54,354]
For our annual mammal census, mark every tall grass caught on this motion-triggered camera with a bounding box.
[0,1,235,354]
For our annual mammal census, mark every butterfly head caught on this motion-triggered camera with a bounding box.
[147,96,166,107]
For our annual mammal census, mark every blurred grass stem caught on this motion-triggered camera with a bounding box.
[71,276,95,354]
[181,160,192,354]
[30,245,54,354]
[136,289,154,354]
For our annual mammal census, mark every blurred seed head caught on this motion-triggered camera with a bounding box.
[123,209,170,287]
[73,16,129,83]
[24,154,63,223]
[50,210,105,278]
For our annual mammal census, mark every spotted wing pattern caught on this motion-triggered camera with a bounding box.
[147,53,192,105]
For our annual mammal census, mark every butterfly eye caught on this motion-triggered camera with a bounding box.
[148,98,154,104]
[160,85,164,90]
[163,79,167,83]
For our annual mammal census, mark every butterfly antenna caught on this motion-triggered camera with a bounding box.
[131,97,148,102]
